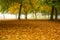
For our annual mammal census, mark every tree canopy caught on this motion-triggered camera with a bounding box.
[0,0,60,19]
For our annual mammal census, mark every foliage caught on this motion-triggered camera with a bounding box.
[8,3,20,14]
[0,0,60,15]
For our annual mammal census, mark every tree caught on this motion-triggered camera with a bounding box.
[29,0,41,19]
[21,0,31,19]
[54,0,60,20]
[0,0,9,19]
[8,2,20,19]
[44,0,59,20]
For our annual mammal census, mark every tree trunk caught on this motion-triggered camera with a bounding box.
[34,11,37,19]
[18,4,22,20]
[48,13,50,19]
[33,13,35,19]
[50,6,54,20]
[16,14,17,19]
[25,12,27,20]
[55,8,58,20]
[3,14,5,19]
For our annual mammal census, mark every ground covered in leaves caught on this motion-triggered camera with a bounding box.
[0,20,60,40]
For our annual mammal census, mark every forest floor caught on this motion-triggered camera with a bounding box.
[0,20,60,40]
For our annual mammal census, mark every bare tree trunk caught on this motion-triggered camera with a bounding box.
[18,3,22,20]
[48,13,50,19]
[33,13,35,19]
[55,8,58,20]
[3,14,5,19]
[50,6,54,20]
[16,14,17,19]
[25,12,27,20]
[34,11,37,19]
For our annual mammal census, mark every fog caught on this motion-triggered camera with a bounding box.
[0,12,60,20]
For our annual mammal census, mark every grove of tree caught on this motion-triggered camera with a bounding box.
[0,0,60,20]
